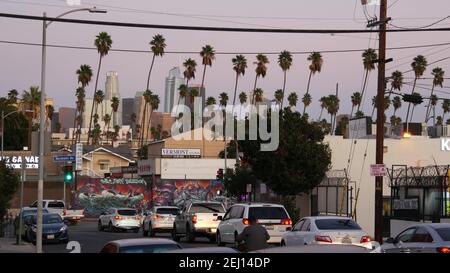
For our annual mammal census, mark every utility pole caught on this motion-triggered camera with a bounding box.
[374,0,388,244]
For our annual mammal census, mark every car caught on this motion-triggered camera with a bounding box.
[164,247,239,253]
[142,206,180,237]
[281,216,373,249]
[30,200,66,218]
[217,203,292,246]
[172,200,225,243]
[98,208,141,233]
[381,223,450,253]
[25,213,69,244]
[251,244,378,253]
[14,207,49,238]
[99,238,182,253]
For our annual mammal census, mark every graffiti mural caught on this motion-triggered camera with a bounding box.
[75,177,148,217]
[153,179,225,207]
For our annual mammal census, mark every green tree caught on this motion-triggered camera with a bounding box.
[224,166,257,201]
[318,96,328,120]
[200,45,215,98]
[0,98,28,150]
[425,67,444,122]
[355,110,365,118]
[392,96,402,117]
[302,93,312,115]
[274,89,283,107]
[303,51,323,114]
[251,54,269,104]
[88,32,112,144]
[430,94,438,125]
[287,92,298,109]
[146,34,166,90]
[45,104,54,132]
[206,96,216,106]
[0,161,20,227]
[7,89,18,105]
[231,55,247,107]
[22,86,40,148]
[358,48,377,112]
[350,92,362,117]
[278,50,293,108]
[326,95,340,134]
[405,55,427,126]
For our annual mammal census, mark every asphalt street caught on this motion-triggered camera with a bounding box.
[42,220,215,253]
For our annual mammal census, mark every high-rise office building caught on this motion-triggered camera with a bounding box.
[105,71,122,126]
[164,67,185,113]
[122,98,134,126]
[58,107,76,133]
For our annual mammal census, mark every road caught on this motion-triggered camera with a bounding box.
[42,220,215,253]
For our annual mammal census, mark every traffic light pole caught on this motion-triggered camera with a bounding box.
[374,0,387,244]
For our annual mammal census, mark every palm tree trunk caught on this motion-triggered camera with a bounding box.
[371,105,376,120]
[71,110,77,144]
[281,71,287,108]
[139,102,148,157]
[303,71,313,114]
[357,70,369,112]
[425,84,435,123]
[405,77,417,131]
[232,73,240,165]
[350,106,354,118]
[87,56,103,144]
[410,105,416,123]
[146,54,156,90]
[200,64,207,98]
[145,107,153,143]
[251,74,258,105]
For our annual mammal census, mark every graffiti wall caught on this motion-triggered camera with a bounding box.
[153,179,225,207]
[74,177,149,217]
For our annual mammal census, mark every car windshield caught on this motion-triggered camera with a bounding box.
[48,201,65,208]
[156,208,180,215]
[34,214,63,224]
[190,203,225,213]
[315,219,362,230]
[435,228,450,241]
[248,207,288,220]
[118,209,136,216]
[119,244,180,253]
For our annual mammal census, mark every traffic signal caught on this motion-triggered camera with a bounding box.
[64,165,73,183]
[402,94,423,104]
[216,168,224,180]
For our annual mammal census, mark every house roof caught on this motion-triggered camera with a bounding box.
[82,145,135,162]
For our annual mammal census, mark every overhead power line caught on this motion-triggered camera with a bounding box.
[389,15,450,30]
[2,13,450,33]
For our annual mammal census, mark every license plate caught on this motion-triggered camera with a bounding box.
[210,229,217,233]
[264,225,274,230]
[47,235,55,239]
[342,237,352,244]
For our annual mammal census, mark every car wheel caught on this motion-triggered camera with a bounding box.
[142,224,148,237]
[234,232,240,249]
[217,231,225,247]
[148,223,155,237]
[186,225,195,243]
[108,222,114,232]
[172,225,180,242]
[97,220,103,232]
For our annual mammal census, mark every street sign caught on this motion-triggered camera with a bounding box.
[53,155,75,162]
[75,143,83,171]
[370,164,387,177]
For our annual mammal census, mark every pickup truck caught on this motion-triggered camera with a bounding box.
[30,200,84,224]
[172,200,225,243]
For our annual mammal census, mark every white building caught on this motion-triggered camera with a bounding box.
[164,67,185,113]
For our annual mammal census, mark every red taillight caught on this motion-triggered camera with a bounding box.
[114,215,121,220]
[437,247,450,253]
[152,214,160,220]
[242,218,250,225]
[280,218,292,225]
[63,209,66,216]
[192,215,197,224]
[360,236,372,243]
[315,235,333,243]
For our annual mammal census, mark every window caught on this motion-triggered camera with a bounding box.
[293,220,305,231]
[190,203,225,213]
[222,208,233,221]
[434,228,450,241]
[118,209,137,216]
[412,227,434,243]
[156,208,180,215]
[99,161,109,171]
[248,207,289,220]
[396,228,416,243]
[301,220,311,232]
[48,201,65,208]
[315,219,362,230]
[232,206,244,219]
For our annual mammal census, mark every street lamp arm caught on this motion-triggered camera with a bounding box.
[45,7,106,27]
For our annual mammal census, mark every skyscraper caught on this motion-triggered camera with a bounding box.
[105,71,122,126]
[164,67,185,113]
[122,98,134,126]
[58,107,76,133]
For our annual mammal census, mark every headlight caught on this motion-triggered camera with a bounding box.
[60,225,67,232]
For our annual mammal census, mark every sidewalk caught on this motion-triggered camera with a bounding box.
[0,237,36,253]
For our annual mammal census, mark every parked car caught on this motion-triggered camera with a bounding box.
[25,213,69,244]
[281,216,373,249]
[98,208,140,233]
[381,223,450,253]
[30,200,65,217]
[165,247,239,253]
[142,206,180,237]
[14,207,48,238]
[252,244,378,253]
[99,238,182,253]
[217,203,292,246]
[172,201,225,243]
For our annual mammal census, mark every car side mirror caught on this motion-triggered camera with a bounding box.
[286,227,292,231]
[217,216,223,221]
[385,237,394,244]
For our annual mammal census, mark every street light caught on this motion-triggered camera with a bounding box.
[1,109,34,159]
[36,6,106,253]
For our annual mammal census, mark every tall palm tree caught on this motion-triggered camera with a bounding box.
[139,89,152,153]
[74,87,86,143]
[103,113,111,143]
[200,45,215,98]
[7,89,18,104]
[175,84,188,118]
[278,50,293,108]
[430,94,438,125]
[274,89,283,107]
[77,64,93,88]
[392,96,402,117]
[183,58,197,88]
[319,96,328,120]
[93,90,104,128]
[74,64,92,143]
[303,52,323,114]
[206,96,216,106]
[231,55,247,107]
[425,67,444,122]
[45,104,54,132]
[219,92,229,108]
[145,94,160,142]
[350,92,362,117]
[88,32,112,144]
[238,92,247,118]
[326,95,340,134]
[22,86,40,148]
[251,54,269,104]
[390,70,403,96]
[253,88,264,104]
[287,92,298,109]
[302,93,312,115]
[146,34,166,90]
[357,48,377,112]
[442,99,450,123]
[405,55,427,128]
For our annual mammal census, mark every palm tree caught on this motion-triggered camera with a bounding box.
[302,93,312,115]
[74,64,92,143]
[206,96,216,106]
[103,113,111,143]
[74,87,86,143]
[442,99,450,123]
[139,89,152,152]
[390,70,403,97]
[278,50,293,108]
[371,95,391,121]
[405,55,427,128]
[45,104,54,132]
[175,84,188,118]
[130,112,137,139]
[146,34,166,90]
[287,92,298,109]
[425,67,444,122]
[274,89,283,107]
[253,88,264,104]
[238,92,247,118]
[22,86,40,148]
[251,54,269,104]
[7,89,18,104]
[219,92,229,108]
[145,94,160,141]
[200,45,215,98]
[87,32,112,144]
[350,92,362,117]
[326,95,340,134]
[106,96,120,144]
[183,58,197,88]
[430,94,438,125]
[357,48,377,112]
[303,52,323,114]
[392,96,402,117]
[319,96,328,120]
[77,64,93,88]
[231,55,247,107]
[93,90,104,128]
[436,116,443,126]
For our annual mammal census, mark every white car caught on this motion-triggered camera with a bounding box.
[281,216,373,249]
[216,203,292,246]
[98,208,140,233]
[142,206,180,237]
[30,199,65,218]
